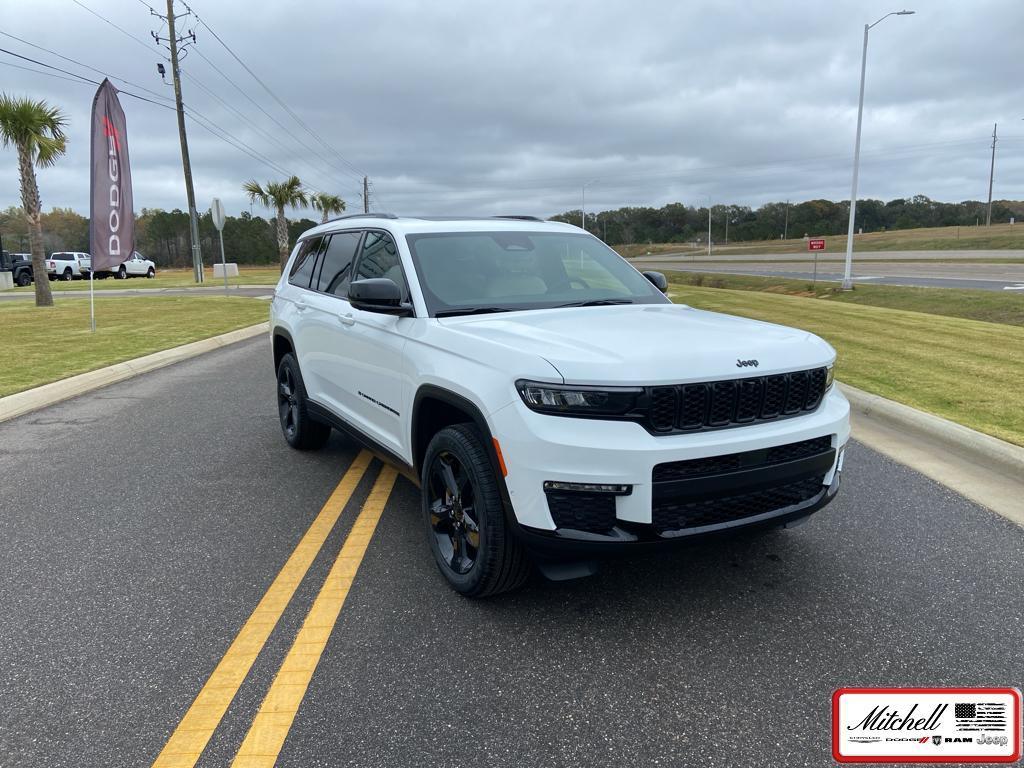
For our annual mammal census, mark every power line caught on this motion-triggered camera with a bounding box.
[0,29,174,103]
[71,0,163,57]
[0,47,174,109]
[0,58,96,85]
[184,47,362,190]
[181,0,366,181]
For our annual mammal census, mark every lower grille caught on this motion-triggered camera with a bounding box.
[546,491,616,533]
[652,435,832,483]
[652,476,825,533]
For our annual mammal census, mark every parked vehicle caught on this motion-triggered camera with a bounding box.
[46,252,90,281]
[270,214,850,597]
[1,251,33,286]
[113,252,156,279]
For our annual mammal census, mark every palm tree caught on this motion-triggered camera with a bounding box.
[310,192,346,224]
[0,95,67,307]
[242,176,308,270]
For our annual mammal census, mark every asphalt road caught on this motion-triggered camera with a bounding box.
[632,259,1024,292]
[2,339,1022,767]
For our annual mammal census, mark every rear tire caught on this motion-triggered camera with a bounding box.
[421,424,530,597]
[118,266,127,279]
[62,269,73,281]
[276,353,330,450]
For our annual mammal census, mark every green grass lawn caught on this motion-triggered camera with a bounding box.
[667,272,1024,327]
[6,265,282,293]
[669,285,1024,446]
[0,296,269,397]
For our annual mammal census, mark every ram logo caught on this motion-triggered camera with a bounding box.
[736,359,759,368]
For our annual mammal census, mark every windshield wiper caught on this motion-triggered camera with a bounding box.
[555,298,635,308]
[435,307,514,318]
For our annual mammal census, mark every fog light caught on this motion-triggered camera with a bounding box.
[543,481,632,495]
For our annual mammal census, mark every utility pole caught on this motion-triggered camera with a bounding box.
[158,1,203,282]
[707,205,712,258]
[986,123,997,227]
[724,207,729,245]
[363,176,369,213]
[783,199,790,239]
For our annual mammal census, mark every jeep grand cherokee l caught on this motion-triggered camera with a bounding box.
[270,214,850,597]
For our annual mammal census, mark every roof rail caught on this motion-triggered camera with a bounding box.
[324,212,399,224]
[491,215,543,222]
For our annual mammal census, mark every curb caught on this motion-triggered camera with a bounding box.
[0,322,269,424]
[838,382,1024,482]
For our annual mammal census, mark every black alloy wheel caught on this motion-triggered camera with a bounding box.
[420,424,530,597]
[427,450,481,575]
[275,353,331,450]
[278,364,301,442]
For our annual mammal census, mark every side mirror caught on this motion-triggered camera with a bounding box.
[349,278,412,315]
[642,270,668,293]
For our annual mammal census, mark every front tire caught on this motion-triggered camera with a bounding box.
[276,353,331,450]
[147,267,155,278]
[16,273,31,287]
[422,424,530,597]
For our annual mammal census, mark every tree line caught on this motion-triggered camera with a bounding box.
[0,205,323,268]
[551,195,1024,245]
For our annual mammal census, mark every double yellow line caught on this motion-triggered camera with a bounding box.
[153,450,397,768]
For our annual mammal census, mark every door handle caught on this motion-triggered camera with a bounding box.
[295,301,308,312]
[339,313,355,327]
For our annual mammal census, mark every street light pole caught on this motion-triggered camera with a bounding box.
[581,179,598,231]
[841,10,914,290]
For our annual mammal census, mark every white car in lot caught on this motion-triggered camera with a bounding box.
[111,252,156,279]
[46,252,90,281]
[270,214,850,597]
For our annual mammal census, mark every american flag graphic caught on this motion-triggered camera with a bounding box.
[954,702,1007,731]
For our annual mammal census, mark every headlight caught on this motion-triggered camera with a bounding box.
[825,364,835,391]
[516,380,642,416]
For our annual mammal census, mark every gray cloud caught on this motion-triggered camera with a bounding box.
[1,0,1022,222]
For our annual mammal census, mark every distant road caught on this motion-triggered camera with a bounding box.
[634,256,1024,292]
[633,248,1024,262]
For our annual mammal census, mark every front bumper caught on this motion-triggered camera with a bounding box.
[489,386,850,548]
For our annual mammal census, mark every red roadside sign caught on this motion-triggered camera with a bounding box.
[809,238,826,251]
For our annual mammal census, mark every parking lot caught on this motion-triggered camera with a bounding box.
[2,338,1022,767]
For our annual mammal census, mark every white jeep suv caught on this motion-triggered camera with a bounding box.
[271,214,849,597]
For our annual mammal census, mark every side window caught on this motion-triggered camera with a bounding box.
[354,231,407,296]
[315,231,361,296]
[288,236,322,289]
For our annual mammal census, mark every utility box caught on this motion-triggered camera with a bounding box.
[0,272,13,290]
[213,263,239,278]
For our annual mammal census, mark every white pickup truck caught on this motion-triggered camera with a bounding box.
[46,252,90,281]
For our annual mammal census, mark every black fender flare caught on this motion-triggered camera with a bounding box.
[412,384,518,526]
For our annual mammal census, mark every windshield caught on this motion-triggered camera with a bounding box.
[406,231,668,316]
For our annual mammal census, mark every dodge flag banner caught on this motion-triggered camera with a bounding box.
[89,79,134,330]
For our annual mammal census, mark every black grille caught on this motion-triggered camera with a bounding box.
[645,368,827,434]
[649,387,678,432]
[652,435,833,483]
[546,491,616,533]
[652,476,825,533]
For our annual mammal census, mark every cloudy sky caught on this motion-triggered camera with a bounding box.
[1,0,1022,220]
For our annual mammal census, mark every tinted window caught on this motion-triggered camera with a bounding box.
[288,236,322,288]
[406,231,667,316]
[355,231,406,296]
[316,231,361,296]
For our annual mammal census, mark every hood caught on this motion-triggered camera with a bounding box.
[438,303,834,384]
